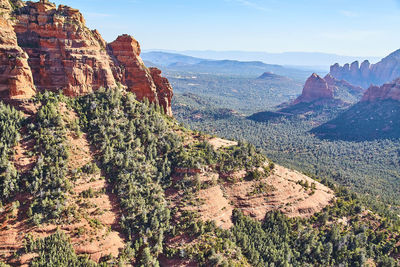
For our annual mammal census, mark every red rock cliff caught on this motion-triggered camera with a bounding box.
[13,1,117,96]
[362,78,400,102]
[293,73,333,104]
[0,0,173,115]
[150,67,173,116]
[0,16,35,99]
[108,34,158,102]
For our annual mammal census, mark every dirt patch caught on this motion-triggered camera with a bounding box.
[195,185,234,229]
[208,137,237,150]
[170,163,334,230]
[225,164,334,220]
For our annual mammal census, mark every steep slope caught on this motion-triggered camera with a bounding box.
[0,99,125,265]
[330,49,400,88]
[313,78,400,141]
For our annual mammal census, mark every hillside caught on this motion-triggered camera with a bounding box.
[0,90,399,266]
[174,91,400,204]
[313,78,400,141]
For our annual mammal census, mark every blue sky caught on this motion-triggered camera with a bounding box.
[52,0,400,57]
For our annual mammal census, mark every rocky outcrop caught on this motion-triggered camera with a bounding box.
[293,73,333,104]
[293,73,364,105]
[0,1,173,115]
[330,49,400,88]
[149,67,173,116]
[13,1,117,96]
[0,16,35,99]
[362,78,400,102]
[324,73,364,102]
[108,34,157,102]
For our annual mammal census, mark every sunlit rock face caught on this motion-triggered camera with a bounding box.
[0,1,173,115]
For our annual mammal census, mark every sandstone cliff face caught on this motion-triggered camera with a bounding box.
[293,73,333,104]
[0,16,35,99]
[0,1,173,115]
[13,1,117,96]
[293,73,364,105]
[108,34,157,102]
[330,49,400,88]
[362,78,400,102]
[150,67,173,116]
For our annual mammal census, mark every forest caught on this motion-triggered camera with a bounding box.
[173,92,400,213]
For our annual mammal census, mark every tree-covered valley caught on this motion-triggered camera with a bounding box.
[1,0,400,266]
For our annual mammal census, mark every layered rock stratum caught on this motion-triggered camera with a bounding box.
[0,0,173,115]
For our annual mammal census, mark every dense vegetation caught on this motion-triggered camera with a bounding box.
[313,100,400,141]
[168,72,302,114]
[0,103,23,203]
[24,231,101,267]
[233,206,398,267]
[72,88,268,265]
[248,99,349,123]
[73,89,179,265]
[28,93,70,224]
[173,93,400,211]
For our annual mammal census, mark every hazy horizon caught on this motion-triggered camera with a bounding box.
[52,0,400,58]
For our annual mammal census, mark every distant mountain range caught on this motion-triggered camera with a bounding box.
[144,50,380,70]
[142,51,315,80]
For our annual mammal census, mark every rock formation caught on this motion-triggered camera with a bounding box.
[362,78,400,102]
[330,49,400,88]
[0,0,173,115]
[108,34,157,102]
[0,16,35,99]
[149,67,173,116]
[293,73,333,104]
[293,73,364,105]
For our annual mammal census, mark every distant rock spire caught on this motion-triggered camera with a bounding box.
[293,73,333,104]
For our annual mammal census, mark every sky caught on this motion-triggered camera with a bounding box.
[52,0,400,57]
